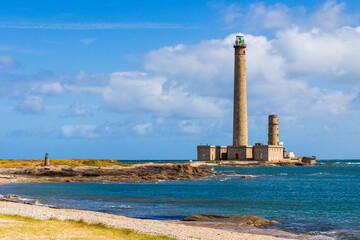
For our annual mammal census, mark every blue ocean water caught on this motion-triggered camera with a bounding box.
[0,160,359,239]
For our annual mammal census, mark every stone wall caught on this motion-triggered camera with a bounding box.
[197,145,228,161]
[253,145,284,161]
[253,145,269,161]
[216,146,228,160]
[268,146,284,161]
[227,146,253,160]
[197,146,215,161]
[198,145,292,162]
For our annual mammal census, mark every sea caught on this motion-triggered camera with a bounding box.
[0,159,359,239]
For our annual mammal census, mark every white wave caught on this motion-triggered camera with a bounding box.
[33,201,52,207]
[219,178,229,181]
[34,200,44,206]
[240,175,265,178]
[109,205,133,209]
[18,197,34,202]
[155,180,167,184]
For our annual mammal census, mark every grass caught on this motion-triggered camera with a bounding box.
[0,213,178,240]
[204,161,221,164]
[0,159,132,168]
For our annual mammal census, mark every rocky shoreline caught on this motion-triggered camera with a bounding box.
[0,159,344,184]
[0,163,213,183]
[0,160,336,184]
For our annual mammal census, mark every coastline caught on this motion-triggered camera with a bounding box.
[0,200,292,240]
[0,160,321,184]
[0,163,213,184]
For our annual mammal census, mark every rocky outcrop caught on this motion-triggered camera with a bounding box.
[241,175,251,178]
[183,214,279,227]
[0,164,214,183]
[4,194,19,198]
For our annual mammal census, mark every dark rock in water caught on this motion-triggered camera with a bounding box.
[4,194,19,198]
[241,175,250,179]
[183,214,279,227]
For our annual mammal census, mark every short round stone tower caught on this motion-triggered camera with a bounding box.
[268,115,279,145]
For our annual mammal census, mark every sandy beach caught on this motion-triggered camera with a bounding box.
[0,201,294,240]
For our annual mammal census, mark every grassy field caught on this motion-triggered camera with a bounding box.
[0,159,132,168]
[0,214,177,240]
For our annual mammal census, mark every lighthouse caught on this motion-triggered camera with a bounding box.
[233,34,248,147]
[196,34,314,163]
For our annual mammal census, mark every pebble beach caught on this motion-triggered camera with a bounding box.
[0,201,292,240]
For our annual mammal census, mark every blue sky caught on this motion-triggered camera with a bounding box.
[1,0,360,160]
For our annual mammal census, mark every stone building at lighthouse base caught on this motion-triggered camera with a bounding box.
[197,142,285,162]
[197,115,315,163]
[197,144,314,162]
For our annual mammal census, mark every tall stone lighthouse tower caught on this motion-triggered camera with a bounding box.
[233,34,248,147]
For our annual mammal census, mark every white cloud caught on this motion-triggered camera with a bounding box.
[274,26,360,81]
[64,100,92,117]
[132,123,152,135]
[7,126,53,137]
[32,82,64,95]
[15,95,44,114]
[244,31,359,118]
[61,125,98,138]
[310,0,355,30]
[222,3,242,23]
[323,124,336,134]
[0,55,19,71]
[139,29,360,121]
[246,3,293,29]
[80,38,97,45]
[179,120,201,134]
[219,0,357,32]
[45,27,359,123]
[102,71,229,118]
